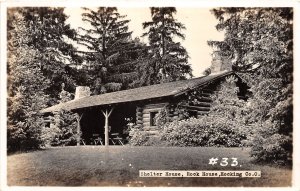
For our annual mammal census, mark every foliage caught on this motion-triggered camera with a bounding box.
[128,127,149,146]
[209,8,293,164]
[154,107,169,128]
[8,8,80,104]
[41,85,79,146]
[7,13,50,151]
[159,117,241,147]
[136,7,192,86]
[77,7,145,93]
[158,76,247,147]
[128,127,166,146]
[249,121,292,165]
[51,110,78,146]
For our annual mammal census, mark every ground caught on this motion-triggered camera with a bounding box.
[7,146,292,187]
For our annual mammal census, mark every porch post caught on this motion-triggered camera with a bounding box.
[101,107,114,147]
[76,113,83,146]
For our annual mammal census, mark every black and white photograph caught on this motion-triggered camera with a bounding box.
[0,0,299,189]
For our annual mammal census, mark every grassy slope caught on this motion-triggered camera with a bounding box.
[7,146,291,187]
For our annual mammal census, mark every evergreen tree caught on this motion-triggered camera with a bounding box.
[208,8,293,164]
[139,7,192,85]
[7,13,50,151]
[41,84,78,146]
[77,7,144,94]
[8,7,80,104]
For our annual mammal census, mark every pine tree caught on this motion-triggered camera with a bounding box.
[208,8,293,164]
[7,13,50,151]
[8,8,80,104]
[139,7,192,85]
[77,7,144,94]
[41,84,78,146]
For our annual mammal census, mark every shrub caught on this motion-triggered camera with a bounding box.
[249,120,292,165]
[154,107,169,128]
[128,126,168,146]
[128,127,149,146]
[41,109,78,147]
[158,117,246,147]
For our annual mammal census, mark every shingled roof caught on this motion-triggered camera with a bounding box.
[41,70,233,113]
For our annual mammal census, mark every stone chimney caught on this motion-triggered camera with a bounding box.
[211,50,232,73]
[74,86,91,100]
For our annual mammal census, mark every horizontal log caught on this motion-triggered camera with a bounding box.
[197,107,210,111]
[143,118,150,123]
[143,108,161,114]
[144,103,168,109]
[134,124,142,128]
[143,122,150,126]
[181,105,210,111]
[197,102,211,107]
[136,120,143,124]
[197,111,209,115]
[136,116,143,120]
[136,111,143,116]
[143,113,150,118]
[197,97,213,102]
[185,109,200,113]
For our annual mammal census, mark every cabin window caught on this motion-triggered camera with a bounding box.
[150,111,158,126]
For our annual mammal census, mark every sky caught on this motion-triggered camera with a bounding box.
[64,8,225,77]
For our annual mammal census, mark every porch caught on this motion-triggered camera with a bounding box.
[76,103,136,146]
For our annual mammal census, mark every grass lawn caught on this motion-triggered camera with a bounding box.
[7,146,291,187]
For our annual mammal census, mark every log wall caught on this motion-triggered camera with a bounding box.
[134,88,214,137]
[140,103,168,136]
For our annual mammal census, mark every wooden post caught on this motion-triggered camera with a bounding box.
[76,113,83,146]
[101,107,114,147]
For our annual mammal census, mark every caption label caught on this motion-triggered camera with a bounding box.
[139,170,261,178]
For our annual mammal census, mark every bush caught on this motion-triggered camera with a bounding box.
[128,127,149,146]
[249,120,292,165]
[128,126,168,146]
[158,117,247,147]
[41,109,78,147]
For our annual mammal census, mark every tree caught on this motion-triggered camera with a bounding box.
[77,7,144,94]
[7,12,50,151]
[138,7,192,85]
[207,76,248,146]
[8,7,80,104]
[208,8,293,164]
[41,84,78,146]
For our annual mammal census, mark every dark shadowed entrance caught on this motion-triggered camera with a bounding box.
[80,103,136,145]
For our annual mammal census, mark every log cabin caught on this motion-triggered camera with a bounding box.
[41,70,248,146]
